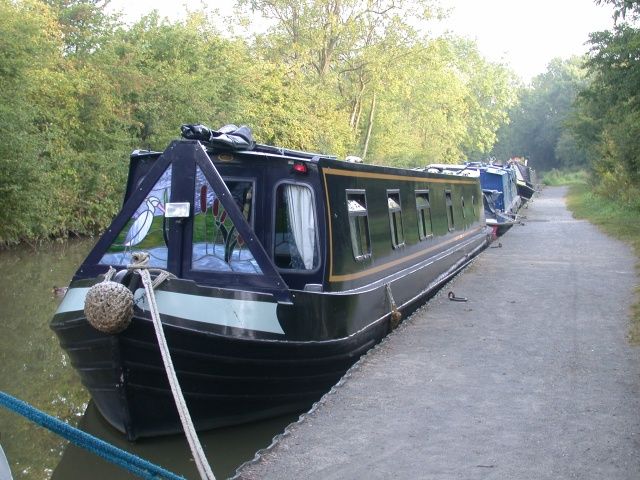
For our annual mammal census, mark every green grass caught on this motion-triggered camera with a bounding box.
[542,169,589,186]
[566,182,640,344]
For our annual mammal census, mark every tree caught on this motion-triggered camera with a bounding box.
[240,0,435,158]
[0,0,66,244]
[43,0,117,56]
[0,0,521,245]
[492,57,588,171]
[596,0,640,22]
[571,0,640,204]
[448,38,517,161]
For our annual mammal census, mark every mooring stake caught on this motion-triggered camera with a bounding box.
[448,291,468,302]
[385,284,402,329]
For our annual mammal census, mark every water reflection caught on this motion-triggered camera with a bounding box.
[0,239,93,479]
[0,239,298,479]
[53,402,295,479]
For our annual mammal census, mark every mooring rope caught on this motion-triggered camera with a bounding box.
[0,391,184,480]
[130,253,216,480]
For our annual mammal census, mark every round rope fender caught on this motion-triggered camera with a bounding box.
[84,280,134,334]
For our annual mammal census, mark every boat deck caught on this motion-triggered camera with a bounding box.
[235,186,640,480]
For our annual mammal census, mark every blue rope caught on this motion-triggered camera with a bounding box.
[0,391,185,480]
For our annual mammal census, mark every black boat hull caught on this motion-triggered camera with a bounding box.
[53,312,384,438]
[51,229,488,439]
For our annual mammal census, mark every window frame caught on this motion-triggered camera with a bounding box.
[415,189,433,241]
[386,189,405,249]
[190,172,260,274]
[272,180,321,274]
[346,189,372,262]
[445,190,455,232]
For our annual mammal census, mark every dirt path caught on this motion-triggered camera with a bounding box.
[235,187,640,480]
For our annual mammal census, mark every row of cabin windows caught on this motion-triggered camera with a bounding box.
[347,189,476,261]
[100,164,477,272]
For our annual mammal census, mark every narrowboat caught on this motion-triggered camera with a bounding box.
[509,158,536,204]
[422,163,520,236]
[51,124,491,439]
[481,188,517,236]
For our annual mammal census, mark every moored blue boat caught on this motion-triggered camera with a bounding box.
[423,163,521,237]
[476,164,520,236]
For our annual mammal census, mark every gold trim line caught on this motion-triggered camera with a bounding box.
[322,167,478,185]
[328,227,483,282]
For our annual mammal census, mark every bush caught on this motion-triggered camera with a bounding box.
[541,169,588,186]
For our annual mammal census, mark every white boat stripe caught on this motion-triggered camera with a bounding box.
[135,289,284,334]
[56,287,91,314]
[55,287,284,335]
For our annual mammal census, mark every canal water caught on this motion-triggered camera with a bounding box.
[0,239,297,479]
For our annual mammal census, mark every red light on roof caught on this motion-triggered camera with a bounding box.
[292,162,308,174]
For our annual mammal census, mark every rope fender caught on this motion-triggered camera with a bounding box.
[84,267,133,334]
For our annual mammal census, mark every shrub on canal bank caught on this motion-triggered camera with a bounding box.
[0,0,518,248]
[566,182,640,343]
[542,169,588,186]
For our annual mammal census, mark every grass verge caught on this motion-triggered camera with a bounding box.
[565,182,640,344]
[542,169,589,186]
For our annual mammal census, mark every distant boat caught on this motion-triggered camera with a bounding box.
[51,124,491,439]
[482,188,517,236]
[509,158,536,204]
[421,163,520,237]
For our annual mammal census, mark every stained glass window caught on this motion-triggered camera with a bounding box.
[191,166,260,274]
[100,166,172,268]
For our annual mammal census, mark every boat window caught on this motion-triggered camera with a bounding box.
[387,190,404,248]
[461,196,466,219]
[415,190,433,240]
[99,165,172,268]
[472,195,476,218]
[274,183,318,270]
[191,166,261,274]
[445,190,454,231]
[346,190,371,261]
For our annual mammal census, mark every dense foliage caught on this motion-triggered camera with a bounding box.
[572,0,640,207]
[491,57,589,171]
[494,0,640,210]
[0,0,517,246]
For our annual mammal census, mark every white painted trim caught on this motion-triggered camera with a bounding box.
[56,287,91,314]
[55,287,284,335]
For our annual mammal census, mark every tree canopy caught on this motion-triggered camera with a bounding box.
[491,0,640,212]
[492,57,589,171]
[0,0,517,245]
[573,0,640,206]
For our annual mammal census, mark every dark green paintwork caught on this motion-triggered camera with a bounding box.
[320,160,484,291]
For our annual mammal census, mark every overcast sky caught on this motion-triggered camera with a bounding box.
[107,0,615,82]
[436,0,614,81]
